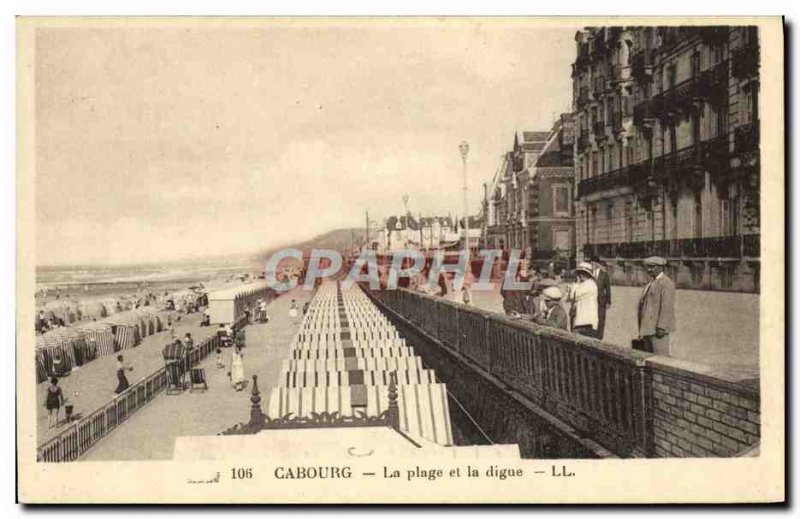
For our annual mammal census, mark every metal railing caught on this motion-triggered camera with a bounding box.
[371,289,652,455]
[37,334,221,462]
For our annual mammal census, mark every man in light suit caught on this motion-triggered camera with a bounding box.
[637,256,676,356]
[590,256,612,340]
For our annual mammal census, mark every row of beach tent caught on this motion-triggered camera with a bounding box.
[34,306,178,384]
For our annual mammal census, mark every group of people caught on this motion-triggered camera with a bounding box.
[499,255,677,356]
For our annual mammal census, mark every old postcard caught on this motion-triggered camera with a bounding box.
[16,16,784,503]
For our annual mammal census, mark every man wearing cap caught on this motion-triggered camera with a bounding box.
[638,256,676,356]
[533,286,569,331]
[590,256,612,339]
[528,277,557,319]
[569,262,599,337]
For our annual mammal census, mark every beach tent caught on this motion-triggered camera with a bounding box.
[102,314,141,351]
[78,322,116,358]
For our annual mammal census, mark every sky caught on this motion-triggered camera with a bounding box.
[34,20,578,266]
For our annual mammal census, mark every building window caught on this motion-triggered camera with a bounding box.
[553,184,571,217]
[625,201,634,242]
[694,190,704,238]
[606,204,614,242]
[553,229,570,252]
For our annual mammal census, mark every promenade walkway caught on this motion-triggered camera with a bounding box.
[467,285,759,372]
[82,288,313,461]
[36,312,216,445]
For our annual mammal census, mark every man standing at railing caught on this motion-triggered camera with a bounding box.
[590,256,612,339]
[637,256,676,356]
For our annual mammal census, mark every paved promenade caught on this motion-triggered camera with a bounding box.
[467,285,759,372]
[37,312,216,445]
[82,288,312,461]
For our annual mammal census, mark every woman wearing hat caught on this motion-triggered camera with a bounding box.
[569,262,599,337]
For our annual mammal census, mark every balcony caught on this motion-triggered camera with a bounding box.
[583,235,759,261]
[699,26,729,45]
[576,86,590,109]
[608,63,624,84]
[610,110,624,134]
[631,50,653,81]
[592,76,606,98]
[577,167,630,198]
[633,100,656,126]
[592,121,607,140]
[575,43,590,69]
[732,42,759,79]
[591,37,606,58]
[700,135,729,169]
[653,76,699,119]
[734,121,759,155]
[577,130,590,152]
[697,60,729,102]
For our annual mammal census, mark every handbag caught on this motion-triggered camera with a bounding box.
[631,337,653,353]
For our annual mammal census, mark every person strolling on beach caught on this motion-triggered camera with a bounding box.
[114,355,133,394]
[45,377,64,429]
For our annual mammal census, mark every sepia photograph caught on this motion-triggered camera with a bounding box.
[15,16,784,503]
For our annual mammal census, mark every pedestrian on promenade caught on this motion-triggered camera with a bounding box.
[501,264,529,319]
[569,262,599,337]
[528,278,557,320]
[533,287,569,331]
[637,256,676,356]
[230,345,245,391]
[289,300,299,319]
[215,348,224,369]
[114,355,133,394]
[591,256,612,340]
[461,283,473,306]
[45,376,64,429]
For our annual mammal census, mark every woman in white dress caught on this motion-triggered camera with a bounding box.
[230,345,245,391]
[288,299,299,319]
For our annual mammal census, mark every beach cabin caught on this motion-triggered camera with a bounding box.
[206,281,273,325]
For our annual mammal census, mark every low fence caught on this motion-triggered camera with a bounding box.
[369,288,760,458]
[37,334,221,462]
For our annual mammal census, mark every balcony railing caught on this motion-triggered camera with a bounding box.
[576,86,590,108]
[631,50,653,80]
[609,63,624,83]
[734,121,759,154]
[592,121,607,139]
[577,167,630,197]
[732,42,759,79]
[653,76,699,118]
[583,235,760,261]
[697,60,729,101]
[577,130,590,152]
[633,100,656,126]
[610,110,624,133]
[592,76,606,98]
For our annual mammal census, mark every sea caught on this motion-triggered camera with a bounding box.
[36,260,262,303]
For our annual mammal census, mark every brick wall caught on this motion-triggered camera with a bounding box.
[647,356,760,457]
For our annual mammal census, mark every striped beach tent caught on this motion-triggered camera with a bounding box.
[78,322,116,358]
[103,316,141,350]
[35,352,48,383]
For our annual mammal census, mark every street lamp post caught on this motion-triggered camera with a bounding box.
[459,141,470,263]
[402,194,410,248]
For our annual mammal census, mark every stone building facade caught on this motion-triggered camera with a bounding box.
[572,26,760,292]
[484,115,576,269]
